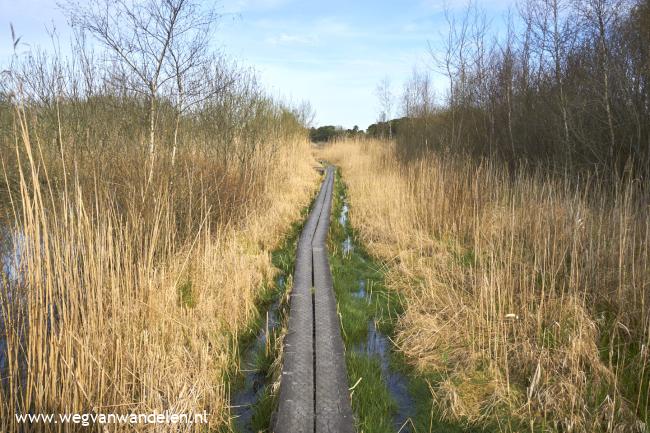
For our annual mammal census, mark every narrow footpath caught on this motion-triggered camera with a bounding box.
[274,166,355,433]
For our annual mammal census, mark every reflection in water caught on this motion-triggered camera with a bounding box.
[342,236,353,255]
[352,316,416,432]
[344,243,415,433]
[340,202,354,255]
[352,279,367,299]
[339,201,349,227]
[0,226,21,382]
[231,275,283,433]
[1,227,24,282]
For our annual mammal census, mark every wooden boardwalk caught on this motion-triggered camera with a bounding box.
[274,167,354,433]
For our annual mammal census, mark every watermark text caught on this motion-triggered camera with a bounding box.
[15,410,208,427]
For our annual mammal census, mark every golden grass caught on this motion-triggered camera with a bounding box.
[0,106,318,432]
[317,138,650,432]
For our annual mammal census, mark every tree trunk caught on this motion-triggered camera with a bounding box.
[172,112,180,167]
[172,78,184,168]
[597,15,616,161]
[148,91,156,186]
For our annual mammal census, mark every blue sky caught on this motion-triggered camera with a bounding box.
[1,0,515,129]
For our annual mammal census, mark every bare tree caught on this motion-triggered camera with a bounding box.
[430,2,472,149]
[60,0,218,181]
[165,2,220,166]
[375,76,394,139]
[526,0,576,159]
[292,100,316,128]
[399,0,648,174]
[576,0,629,159]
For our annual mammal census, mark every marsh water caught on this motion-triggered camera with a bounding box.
[352,301,415,431]
[338,197,416,432]
[1,227,20,281]
[230,275,284,433]
[0,226,17,381]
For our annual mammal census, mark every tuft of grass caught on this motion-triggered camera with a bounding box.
[178,280,196,308]
[346,352,397,433]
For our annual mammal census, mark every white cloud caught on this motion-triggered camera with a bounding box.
[265,32,317,46]
[420,0,515,12]
[219,0,294,14]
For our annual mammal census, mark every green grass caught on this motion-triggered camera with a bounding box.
[227,166,506,433]
[250,390,277,432]
[347,352,397,432]
[596,309,650,424]
[177,279,196,308]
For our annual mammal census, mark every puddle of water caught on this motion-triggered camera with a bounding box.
[352,279,367,299]
[338,188,414,430]
[231,275,284,432]
[339,201,355,255]
[339,202,349,227]
[1,227,22,282]
[353,319,416,431]
[342,236,353,255]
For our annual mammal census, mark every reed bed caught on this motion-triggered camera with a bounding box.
[0,104,318,432]
[318,138,649,432]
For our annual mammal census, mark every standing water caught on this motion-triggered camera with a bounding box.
[0,226,22,382]
[337,191,416,432]
[230,275,284,432]
[352,313,416,431]
[0,228,21,282]
[338,200,349,227]
[339,201,354,255]
[352,279,367,299]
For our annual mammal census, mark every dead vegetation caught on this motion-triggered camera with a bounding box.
[318,138,649,432]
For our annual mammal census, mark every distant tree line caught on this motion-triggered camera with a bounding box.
[388,0,650,179]
[309,125,363,142]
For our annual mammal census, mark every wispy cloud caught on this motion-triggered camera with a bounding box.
[219,0,294,14]
[421,0,513,12]
[265,32,317,46]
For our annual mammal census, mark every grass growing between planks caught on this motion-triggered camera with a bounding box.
[329,168,489,433]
